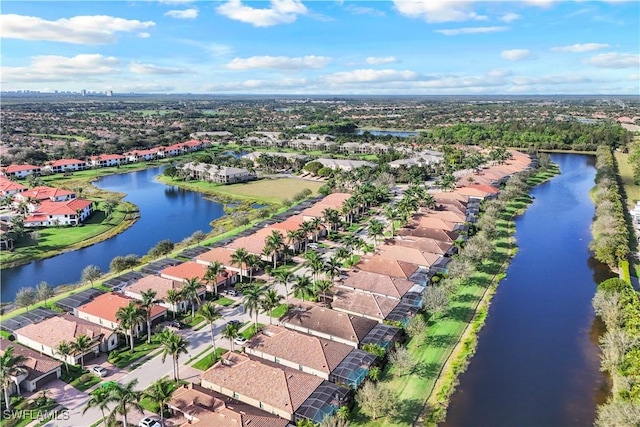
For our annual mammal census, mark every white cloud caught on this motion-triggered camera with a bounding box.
[586,52,640,68]
[216,0,307,27]
[501,49,532,61]
[138,32,151,38]
[130,63,193,74]
[324,69,422,85]
[366,56,398,65]
[500,13,521,23]
[392,0,485,23]
[511,75,592,85]
[202,78,310,92]
[551,43,610,53]
[164,9,199,19]
[157,0,194,4]
[436,26,508,36]
[2,54,119,83]
[0,14,155,44]
[227,55,331,70]
[345,5,385,17]
[119,83,176,92]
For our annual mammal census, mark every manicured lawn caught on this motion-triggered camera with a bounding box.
[60,365,101,392]
[213,297,235,307]
[270,303,289,319]
[241,323,264,340]
[0,330,13,339]
[108,337,162,369]
[615,151,640,207]
[192,347,228,371]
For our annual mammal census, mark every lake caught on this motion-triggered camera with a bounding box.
[442,154,613,427]
[1,167,226,300]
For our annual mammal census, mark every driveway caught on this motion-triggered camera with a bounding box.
[44,379,90,412]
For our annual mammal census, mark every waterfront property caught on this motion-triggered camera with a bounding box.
[23,198,94,227]
[0,164,42,179]
[160,261,236,293]
[124,275,190,313]
[76,292,167,332]
[14,313,117,365]
[44,159,88,174]
[312,158,377,171]
[179,162,254,184]
[0,339,62,395]
[338,269,417,300]
[0,176,27,196]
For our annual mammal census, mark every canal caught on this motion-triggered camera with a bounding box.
[442,153,613,427]
[1,167,226,300]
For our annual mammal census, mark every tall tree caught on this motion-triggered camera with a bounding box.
[165,289,183,319]
[203,262,224,296]
[70,334,93,370]
[242,284,267,330]
[230,248,249,283]
[181,277,203,317]
[0,346,28,410]
[138,289,158,344]
[199,302,223,354]
[83,386,111,427]
[81,265,102,287]
[293,275,313,302]
[245,254,262,281]
[106,379,143,427]
[55,341,72,373]
[116,302,145,352]
[264,230,285,268]
[260,288,283,325]
[159,329,190,381]
[142,377,175,424]
[368,219,385,245]
[36,281,54,307]
[222,323,240,352]
[274,270,293,304]
[15,287,36,312]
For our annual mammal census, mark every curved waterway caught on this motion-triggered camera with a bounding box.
[442,153,613,427]
[1,167,226,300]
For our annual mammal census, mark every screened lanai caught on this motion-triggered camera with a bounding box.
[330,349,377,388]
[295,381,351,424]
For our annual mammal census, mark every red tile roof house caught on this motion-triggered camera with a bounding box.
[387,235,456,256]
[355,255,421,281]
[225,227,273,258]
[89,154,126,168]
[124,275,190,313]
[160,261,234,294]
[23,198,93,227]
[0,176,27,196]
[0,339,62,395]
[338,269,416,300]
[123,148,158,163]
[15,186,76,202]
[200,352,324,422]
[14,314,117,366]
[0,164,42,179]
[194,247,246,275]
[44,159,88,174]
[396,227,460,243]
[168,382,289,427]
[300,192,352,224]
[377,244,443,269]
[456,184,500,200]
[245,325,353,381]
[281,305,378,348]
[331,287,400,322]
[76,292,167,335]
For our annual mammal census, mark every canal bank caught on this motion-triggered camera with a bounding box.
[441,154,613,427]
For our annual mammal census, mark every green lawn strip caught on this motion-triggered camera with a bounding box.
[60,366,102,392]
[614,152,640,207]
[108,337,163,369]
[139,379,183,416]
[212,296,234,307]
[192,347,228,371]
[270,303,289,319]
[185,345,213,365]
[240,323,264,340]
[0,330,12,339]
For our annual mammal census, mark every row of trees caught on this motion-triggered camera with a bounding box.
[589,147,631,269]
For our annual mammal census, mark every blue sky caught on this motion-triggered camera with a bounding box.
[1,1,638,94]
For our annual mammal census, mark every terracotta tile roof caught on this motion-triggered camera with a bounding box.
[281,306,377,344]
[397,227,460,242]
[377,244,441,267]
[89,154,125,161]
[409,215,459,232]
[0,177,27,193]
[19,186,74,201]
[15,313,112,349]
[457,185,499,198]
[77,292,167,324]
[339,269,415,299]
[194,247,236,267]
[301,192,352,218]
[161,261,208,281]
[0,339,62,381]
[125,275,183,301]
[24,199,92,222]
[419,207,466,223]
[200,353,323,414]
[331,288,399,320]
[2,164,40,173]
[246,325,352,374]
[431,191,470,203]
[387,236,453,255]
[355,255,419,280]
[225,227,272,256]
[267,214,306,233]
[47,159,86,167]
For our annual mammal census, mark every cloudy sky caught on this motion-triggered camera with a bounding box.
[1,0,638,95]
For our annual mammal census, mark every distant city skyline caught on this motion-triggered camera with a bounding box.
[1,1,638,95]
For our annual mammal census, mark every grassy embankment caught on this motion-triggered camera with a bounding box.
[351,165,560,427]
[613,151,640,279]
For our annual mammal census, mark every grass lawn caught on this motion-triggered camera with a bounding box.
[241,323,264,340]
[60,366,102,392]
[108,337,162,369]
[614,152,640,207]
[192,347,228,371]
[0,330,13,339]
[270,303,289,319]
[213,297,235,307]
[165,177,324,204]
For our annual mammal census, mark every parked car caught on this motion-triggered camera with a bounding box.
[227,320,242,327]
[139,417,162,427]
[170,320,187,329]
[234,337,248,346]
[227,289,238,296]
[91,366,108,377]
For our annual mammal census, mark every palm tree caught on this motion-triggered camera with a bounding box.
[199,302,223,355]
[230,248,249,283]
[274,270,293,304]
[300,221,315,252]
[159,329,189,381]
[287,229,303,254]
[293,274,313,302]
[222,323,240,352]
[245,254,262,281]
[116,302,145,352]
[305,251,325,282]
[55,341,72,373]
[203,261,224,296]
[138,289,158,344]
[182,277,203,317]
[165,289,183,319]
[310,217,323,242]
[384,206,400,237]
[70,335,93,370]
[368,219,384,245]
[264,230,285,268]
[260,288,283,325]
[83,386,111,427]
[1,346,28,411]
[334,246,350,262]
[315,279,333,306]
[322,207,341,232]
[242,284,267,330]
[106,379,143,427]
[324,256,342,282]
[142,377,175,424]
